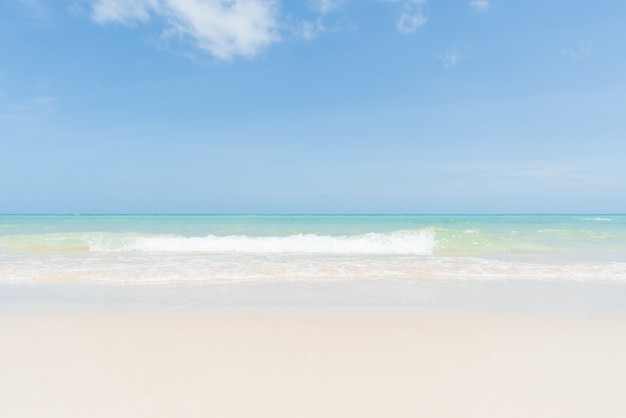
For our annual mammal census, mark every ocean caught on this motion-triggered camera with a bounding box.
[1,214,625,283]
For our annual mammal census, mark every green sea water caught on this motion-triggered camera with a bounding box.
[0,215,625,282]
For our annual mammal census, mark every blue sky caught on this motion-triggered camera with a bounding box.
[1,0,625,213]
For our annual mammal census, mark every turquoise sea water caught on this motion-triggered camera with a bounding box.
[1,215,625,282]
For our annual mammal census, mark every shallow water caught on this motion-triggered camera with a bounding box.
[1,214,625,282]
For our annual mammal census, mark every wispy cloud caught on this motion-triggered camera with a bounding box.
[469,0,489,12]
[90,0,281,60]
[438,49,463,69]
[386,0,427,34]
[397,10,426,34]
[308,0,342,14]
[0,72,57,122]
[561,41,592,60]
[91,0,157,24]
[1,96,56,122]
[296,18,327,41]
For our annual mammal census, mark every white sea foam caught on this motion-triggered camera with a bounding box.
[2,252,626,283]
[88,230,437,255]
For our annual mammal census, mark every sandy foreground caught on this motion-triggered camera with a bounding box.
[2,280,626,418]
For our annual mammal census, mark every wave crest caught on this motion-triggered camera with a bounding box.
[0,230,437,255]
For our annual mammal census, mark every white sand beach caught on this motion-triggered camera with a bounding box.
[2,280,626,418]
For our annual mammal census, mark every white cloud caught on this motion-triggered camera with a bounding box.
[561,41,592,60]
[397,10,426,33]
[385,0,427,34]
[438,49,462,69]
[308,0,341,14]
[469,0,489,12]
[91,0,281,60]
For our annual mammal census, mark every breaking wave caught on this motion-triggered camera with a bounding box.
[0,229,437,255]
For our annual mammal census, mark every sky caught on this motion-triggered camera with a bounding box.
[1,0,625,214]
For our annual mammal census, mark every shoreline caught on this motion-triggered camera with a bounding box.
[3,277,626,315]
